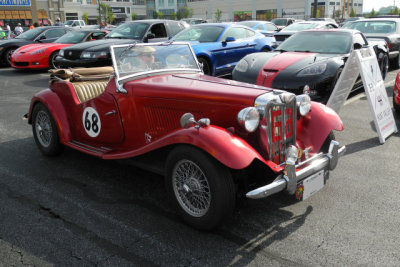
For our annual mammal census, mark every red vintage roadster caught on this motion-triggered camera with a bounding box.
[27,42,346,230]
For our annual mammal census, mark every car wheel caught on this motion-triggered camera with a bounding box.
[198,57,211,75]
[49,51,61,69]
[5,47,16,67]
[261,48,271,52]
[32,103,64,156]
[165,146,236,230]
[379,52,389,80]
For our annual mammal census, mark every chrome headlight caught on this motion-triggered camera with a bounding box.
[296,94,311,116]
[59,50,64,57]
[30,48,46,55]
[81,51,107,59]
[235,59,249,72]
[237,107,260,133]
[297,63,327,76]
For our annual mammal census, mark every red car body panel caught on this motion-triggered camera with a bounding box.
[394,71,400,109]
[28,72,343,171]
[256,52,319,87]
[11,43,71,69]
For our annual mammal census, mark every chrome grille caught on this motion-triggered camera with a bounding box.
[63,50,81,60]
[265,98,297,164]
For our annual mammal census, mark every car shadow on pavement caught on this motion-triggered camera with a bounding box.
[0,137,313,265]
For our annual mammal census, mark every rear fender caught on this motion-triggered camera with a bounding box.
[28,89,71,144]
[297,102,344,152]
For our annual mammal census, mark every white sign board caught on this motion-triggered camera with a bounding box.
[356,46,398,143]
[328,47,397,144]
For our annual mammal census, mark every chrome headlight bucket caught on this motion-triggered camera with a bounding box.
[296,94,311,116]
[237,107,260,133]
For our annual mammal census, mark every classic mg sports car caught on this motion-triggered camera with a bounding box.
[27,42,346,230]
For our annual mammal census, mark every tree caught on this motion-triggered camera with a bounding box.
[99,2,114,24]
[350,8,356,17]
[176,10,184,20]
[391,6,400,15]
[316,9,320,18]
[131,12,137,21]
[335,10,341,19]
[369,8,376,18]
[265,10,272,21]
[82,12,88,24]
[215,9,222,22]
[156,11,163,19]
[171,11,177,20]
[184,7,193,18]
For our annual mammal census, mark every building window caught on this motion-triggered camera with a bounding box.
[168,0,174,6]
[159,0,165,7]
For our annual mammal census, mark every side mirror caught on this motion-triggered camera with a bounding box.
[353,43,362,50]
[224,36,236,43]
[147,33,155,39]
[37,35,46,42]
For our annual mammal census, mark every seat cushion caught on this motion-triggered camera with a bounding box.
[73,80,108,103]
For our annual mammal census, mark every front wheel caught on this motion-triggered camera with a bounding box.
[198,57,211,76]
[49,51,61,69]
[165,146,236,230]
[5,47,16,67]
[32,103,64,156]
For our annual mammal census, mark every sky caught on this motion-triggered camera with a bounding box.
[363,0,398,12]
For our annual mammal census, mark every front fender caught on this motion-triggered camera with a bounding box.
[104,125,277,171]
[28,89,72,144]
[297,102,344,152]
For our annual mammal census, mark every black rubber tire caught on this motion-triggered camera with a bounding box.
[5,47,16,67]
[198,57,211,75]
[320,131,335,153]
[378,52,389,80]
[165,146,236,230]
[323,68,342,104]
[48,51,60,69]
[394,94,400,112]
[31,103,64,156]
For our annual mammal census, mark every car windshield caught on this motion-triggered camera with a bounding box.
[347,21,396,34]
[277,31,351,54]
[107,22,148,39]
[111,42,201,80]
[281,22,320,32]
[271,19,288,26]
[55,31,87,44]
[172,26,224,42]
[238,21,257,28]
[65,21,74,26]
[15,27,43,40]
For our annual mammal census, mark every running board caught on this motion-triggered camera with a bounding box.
[67,140,112,155]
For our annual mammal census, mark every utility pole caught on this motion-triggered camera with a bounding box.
[313,0,318,18]
[98,0,101,24]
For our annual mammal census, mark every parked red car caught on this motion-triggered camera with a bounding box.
[26,42,346,230]
[11,29,107,69]
[394,71,400,112]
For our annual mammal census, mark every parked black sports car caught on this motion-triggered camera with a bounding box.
[232,29,388,103]
[345,18,400,68]
[54,19,189,68]
[0,26,72,67]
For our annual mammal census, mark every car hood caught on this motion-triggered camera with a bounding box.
[64,38,140,52]
[16,43,67,53]
[0,38,30,46]
[125,73,273,106]
[232,51,342,85]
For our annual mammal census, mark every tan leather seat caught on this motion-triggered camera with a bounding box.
[73,80,108,103]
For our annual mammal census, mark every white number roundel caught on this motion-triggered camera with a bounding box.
[82,107,101,137]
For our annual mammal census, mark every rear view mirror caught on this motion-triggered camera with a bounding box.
[353,43,362,50]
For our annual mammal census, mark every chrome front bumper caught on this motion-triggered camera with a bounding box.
[246,140,346,199]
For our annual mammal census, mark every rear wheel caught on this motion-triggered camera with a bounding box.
[165,146,236,230]
[49,51,60,69]
[378,52,389,80]
[32,103,64,156]
[5,47,16,67]
[198,57,211,75]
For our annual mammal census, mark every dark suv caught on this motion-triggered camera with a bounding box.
[55,19,189,68]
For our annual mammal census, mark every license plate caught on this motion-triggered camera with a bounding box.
[301,170,325,200]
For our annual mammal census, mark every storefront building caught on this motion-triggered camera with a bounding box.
[0,0,36,28]
[187,0,363,22]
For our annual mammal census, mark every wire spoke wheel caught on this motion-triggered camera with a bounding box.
[35,110,53,148]
[172,159,211,217]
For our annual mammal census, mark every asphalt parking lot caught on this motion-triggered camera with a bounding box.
[0,67,399,266]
